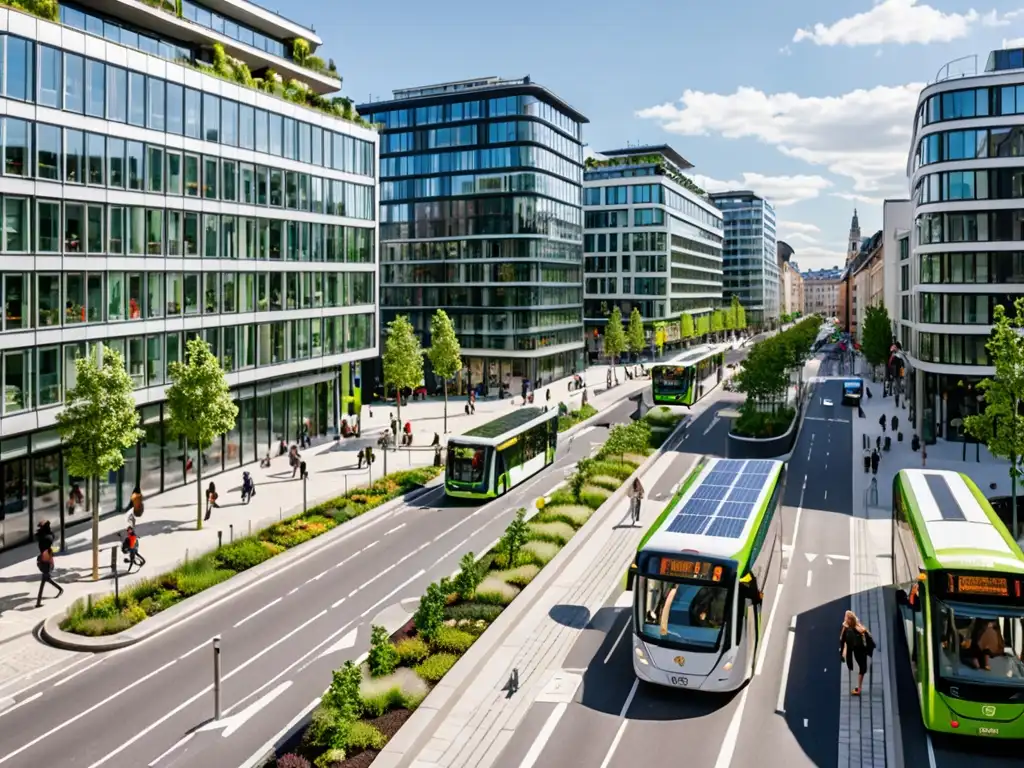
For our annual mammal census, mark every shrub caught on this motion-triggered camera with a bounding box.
[547,487,576,506]
[277,754,311,768]
[588,460,636,481]
[345,720,387,752]
[579,485,611,510]
[474,576,520,606]
[645,406,683,427]
[600,421,652,460]
[444,602,504,622]
[359,668,429,716]
[215,537,275,572]
[126,576,162,604]
[452,551,484,601]
[537,504,593,528]
[415,653,458,683]
[175,567,234,596]
[313,750,346,768]
[733,405,795,438]
[368,625,399,677]
[323,660,362,722]
[589,475,622,492]
[494,564,540,588]
[527,521,574,545]
[414,580,448,642]
[496,509,530,568]
[523,540,559,565]
[430,626,476,654]
[302,704,346,750]
[394,636,430,666]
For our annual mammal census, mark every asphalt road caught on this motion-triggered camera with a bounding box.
[0,398,643,768]
[491,378,860,768]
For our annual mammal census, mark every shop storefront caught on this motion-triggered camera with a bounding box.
[0,363,361,552]
[918,370,985,444]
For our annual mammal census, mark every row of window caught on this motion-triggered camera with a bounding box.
[915,126,1024,169]
[916,209,1024,244]
[380,196,582,242]
[59,3,192,64]
[918,251,1024,284]
[0,270,373,332]
[584,277,668,297]
[584,254,670,274]
[0,35,373,175]
[672,266,723,285]
[918,84,1024,127]
[380,144,580,186]
[2,120,373,219]
[915,167,1024,203]
[583,231,680,254]
[380,170,579,207]
[380,308,583,352]
[381,237,581,265]
[916,332,989,366]
[916,293,1019,325]
[394,306,582,337]
[0,198,374,260]
[1,315,373,415]
[585,183,723,232]
[382,262,580,285]
[368,95,582,141]
[382,285,581,310]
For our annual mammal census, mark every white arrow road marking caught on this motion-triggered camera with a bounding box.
[317,628,358,660]
[827,554,850,561]
[198,681,292,738]
[804,553,817,563]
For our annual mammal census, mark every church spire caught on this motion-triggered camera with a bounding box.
[851,208,860,233]
[847,208,862,261]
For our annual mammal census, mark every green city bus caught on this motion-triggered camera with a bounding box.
[626,457,786,691]
[651,346,725,406]
[445,407,558,500]
[892,469,1024,738]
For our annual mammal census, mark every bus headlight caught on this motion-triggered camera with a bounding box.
[634,646,649,665]
[722,661,733,672]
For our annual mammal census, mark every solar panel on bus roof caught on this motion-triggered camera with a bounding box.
[715,459,746,474]
[663,458,775,540]
[679,497,721,516]
[743,460,775,475]
[666,514,713,535]
[737,473,768,490]
[693,485,729,502]
[717,501,753,519]
[706,517,746,539]
[726,487,762,504]
[704,472,734,487]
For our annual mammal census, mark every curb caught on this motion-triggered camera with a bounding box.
[372,415,691,768]
[40,478,445,652]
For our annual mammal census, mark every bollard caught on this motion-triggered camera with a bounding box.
[279,506,283,521]
[249,520,252,536]
[230,524,234,543]
[217,530,222,549]
[213,635,222,720]
[111,546,120,607]
[185,548,189,562]
[345,475,349,494]
[303,472,308,513]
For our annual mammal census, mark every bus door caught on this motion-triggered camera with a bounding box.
[739,574,762,673]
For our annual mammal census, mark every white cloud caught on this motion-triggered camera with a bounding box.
[792,0,1018,47]
[1004,36,1024,47]
[637,84,922,193]
[831,191,890,206]
[691,172,832,206]
[779,221,821,236]
[779,45,792,56]
[781,231,820,244]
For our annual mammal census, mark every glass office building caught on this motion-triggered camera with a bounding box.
[358,77,587,396]
[583,145,724,354]
[0,3,379,551]
[709,191,779,328]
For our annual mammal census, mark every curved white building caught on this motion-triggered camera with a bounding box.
[906,48,1024,442]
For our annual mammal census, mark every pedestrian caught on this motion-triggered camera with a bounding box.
[546,388,551,405]
[878,414,886,433]
[629,478,644,525]
[290,446,301,478]
[862,447,871,473]
[299,460,308,480]
[122,526,145,573]
[469,390,476,415]
[66,483,83,517]
[125,484,144,524]
[205,482,220,520]
[260,452,272,469]
[357,448,364,469]
[403,420,412,446]
[840,610,875,696]
[876,434,881,452]
[35,520,54,554]
[891,414,899,432]
[390,414,399,442]
[35,544,63,607]
[871,449,880,475]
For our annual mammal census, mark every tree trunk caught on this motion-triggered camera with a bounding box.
[196,444,204,530]
[1013,466,1018,543]
[91,475,100,581]
[442,379,448,434]
[396,392,402,453]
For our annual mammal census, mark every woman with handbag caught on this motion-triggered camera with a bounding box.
[840,610,876,695]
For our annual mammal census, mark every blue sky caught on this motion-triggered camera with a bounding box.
[298,0,1024,271]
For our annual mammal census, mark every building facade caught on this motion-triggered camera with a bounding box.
[802,267,842,317]
[0,4,379,550]
[709,191,779,328]
[358,77,587,396]
[906,48,1024,442]
[777,241,804,318]
[582,145,724,354]
[847,230,883,341]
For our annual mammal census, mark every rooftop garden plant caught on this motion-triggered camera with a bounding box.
[585,154,709,199]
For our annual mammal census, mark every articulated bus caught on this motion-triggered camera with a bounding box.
[626,458,786,691]
[651,346,725,406]
[445,407,557,500]
[892,469,1024,738]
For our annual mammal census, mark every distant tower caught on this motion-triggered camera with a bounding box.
[847,208,861,262]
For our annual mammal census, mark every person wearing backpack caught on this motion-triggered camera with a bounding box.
[35,544,63,608]
[121,526,145,573]
[840,609,876,695]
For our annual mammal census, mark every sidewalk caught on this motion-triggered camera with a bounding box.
[844,354,1010,768]
[0,363,646,690]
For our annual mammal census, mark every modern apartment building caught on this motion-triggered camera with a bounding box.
[0,3,379,550]
[582,145,724,353]
[802,267,842,317]
[358,77,587,396]
[907,48,1024,441]
[708,190,779,328]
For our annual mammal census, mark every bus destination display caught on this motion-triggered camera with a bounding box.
[658,558,723,582]
[946,573,1020,598]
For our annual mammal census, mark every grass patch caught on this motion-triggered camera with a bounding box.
[358,668,428,716]
[522,540,560,565]
[429,626,476,654]
[415,653,458,683]
[474,576,520,605]
[527,521,575,545]
[394,637,430,667]
[588,474,622,492]
[494,564,540,588]
[579,485,612,509]
[59,465,443,637]
[587,460,637,481]
[443,602,504,622]
[557,402,598,432]
[537,504,594,528]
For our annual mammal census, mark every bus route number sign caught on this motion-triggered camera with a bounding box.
[659,558,722,582]
[949,574,1010,597]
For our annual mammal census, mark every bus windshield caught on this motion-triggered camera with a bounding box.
[653,366,688,394]
[447,445,489,484]
[638,575,730,650]
[933,599,1024,687]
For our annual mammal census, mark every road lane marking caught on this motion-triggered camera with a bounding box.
[926,735,937,768]
[806,571,813,588]
[0,692,41,720]
[360,541,378,553]
[0,659,177,766]
[53,658,106,687]
[755,584,785,676]
[598,679,638,768]
[179,636,216,661]
[225,610,328,682]
[385,523,406,535]
[518,702,568,768]
[604,615,631,664]
[234,697,320,768]
[233,597,282,628]
[287,587,299,595]
[776,616,797,714]
[712,685,749,768]
[0,655,91,698]
[358,568,428,619]
[148,733,194,766]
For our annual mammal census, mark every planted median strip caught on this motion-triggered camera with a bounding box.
[59,466,444,637]
[274,413,676,768]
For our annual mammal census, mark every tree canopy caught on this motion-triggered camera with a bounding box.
[383,315,424,395]
[627,308,646,355]
[427,309,462,382]
[861,304,893,370]
[680,312,695,340]
[604,306,627,361]
[711,309,725,334]
[724,304,737,331]
[731,295,746,330]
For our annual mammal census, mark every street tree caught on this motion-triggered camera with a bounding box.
[55,345,143,579]
[711,309,725,339]
[731,295,746,330]
[427,309,462,433]
[861,304,893,377]
[681,312,695,343]
[382,315,424,432]
[166,336,238,529]
[627,308,646,359]
[604,306,627,380]
[964,298,1024,540]
[696,313,710,339]
[724,304,737,333]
